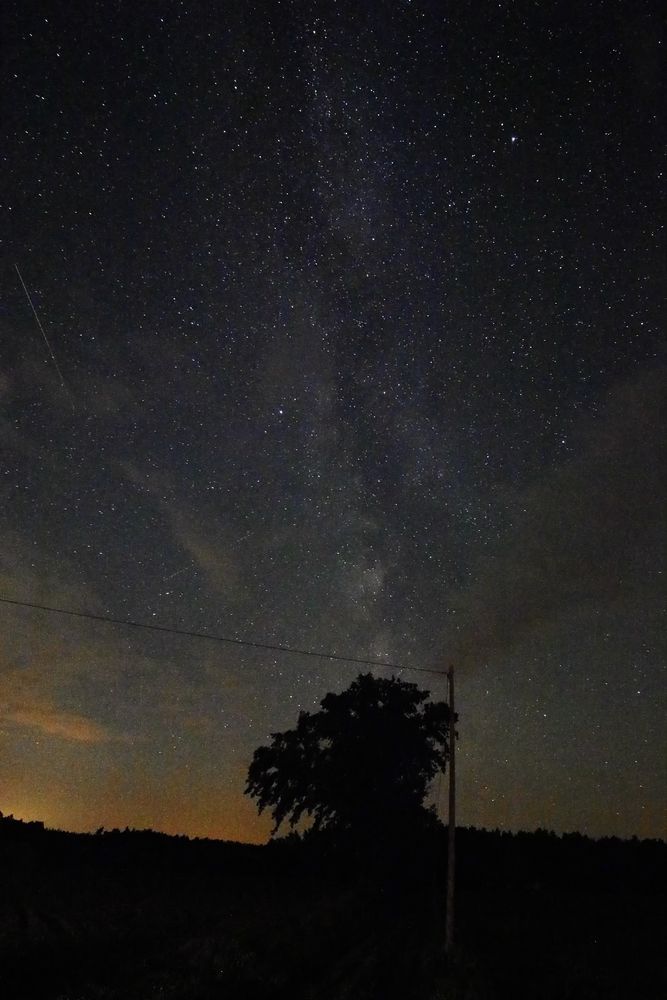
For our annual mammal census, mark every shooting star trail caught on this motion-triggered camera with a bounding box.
[164,567,190,581]
[15,263,76,411]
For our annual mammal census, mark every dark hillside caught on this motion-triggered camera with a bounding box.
[1,813,664,999]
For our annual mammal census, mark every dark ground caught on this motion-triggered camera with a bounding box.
[1,813,664,999]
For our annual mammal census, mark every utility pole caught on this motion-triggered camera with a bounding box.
[445,664,456,956]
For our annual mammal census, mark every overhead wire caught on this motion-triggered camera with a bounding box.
[0,594,448,679]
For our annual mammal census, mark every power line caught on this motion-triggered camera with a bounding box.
[0,595,448,679]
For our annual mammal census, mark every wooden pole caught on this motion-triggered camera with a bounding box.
[445,664,456,956]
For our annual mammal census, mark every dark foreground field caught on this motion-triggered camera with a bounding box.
[1,813,664,999]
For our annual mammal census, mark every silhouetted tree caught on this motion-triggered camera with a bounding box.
[245,673,454,837]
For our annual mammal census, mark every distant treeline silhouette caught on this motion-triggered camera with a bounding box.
[2,809,664,892]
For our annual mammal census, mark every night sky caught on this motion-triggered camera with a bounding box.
[2,1,665,843]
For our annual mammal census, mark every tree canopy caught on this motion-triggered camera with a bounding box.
[245,673,454,836]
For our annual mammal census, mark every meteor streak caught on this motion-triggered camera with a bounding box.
[15,263,76,411]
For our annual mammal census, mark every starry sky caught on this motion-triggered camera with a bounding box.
[2,1,665,843]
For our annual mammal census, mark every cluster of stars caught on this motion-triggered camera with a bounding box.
[0,0,663,841]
